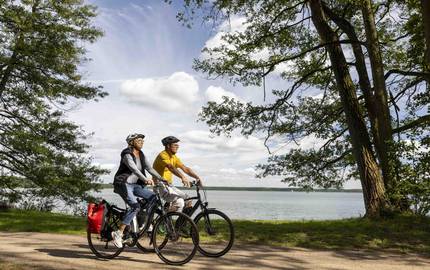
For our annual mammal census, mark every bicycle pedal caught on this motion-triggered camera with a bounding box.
[123,237,133,245]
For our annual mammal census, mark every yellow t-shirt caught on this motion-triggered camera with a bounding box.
[153,150,183,184]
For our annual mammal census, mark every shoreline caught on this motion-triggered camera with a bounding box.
[97,184,363,192]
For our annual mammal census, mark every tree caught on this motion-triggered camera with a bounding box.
[421,0,430,70]
[173,0,430,217]
[0,0,108,208]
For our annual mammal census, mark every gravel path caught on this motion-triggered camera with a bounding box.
[1,232,429,269]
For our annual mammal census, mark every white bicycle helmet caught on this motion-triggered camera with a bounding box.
[126,133,145,145]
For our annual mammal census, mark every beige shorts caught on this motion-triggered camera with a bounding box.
[155,184,190,211]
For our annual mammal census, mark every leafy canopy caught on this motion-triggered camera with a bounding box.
[0,0,108,208]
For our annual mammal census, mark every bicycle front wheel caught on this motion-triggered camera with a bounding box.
[152,211,199,265]
[194,209,234,257]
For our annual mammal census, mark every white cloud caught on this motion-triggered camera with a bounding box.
[219,16,248,33]
[202,16,248,59]
[243,167,256,174]
[180,130,265,153]
[202,16,295,75]
[120,72,199,111]
[220,168,238,174]
[220,167,256,175]
[100,163,117,170]
[205,85,243,103]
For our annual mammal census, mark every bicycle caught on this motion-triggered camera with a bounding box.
[87,182,200,265]
[183,181,234,257]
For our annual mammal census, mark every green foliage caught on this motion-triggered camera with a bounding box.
[392,131,430,215]
[174,0,430,197]
[0,1,108,208]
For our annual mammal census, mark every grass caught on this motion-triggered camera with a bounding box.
[1,209,430,253]
[231,216,430,253]
[0,209,86,235]
[0,260,25,270]
[0,259,57,270]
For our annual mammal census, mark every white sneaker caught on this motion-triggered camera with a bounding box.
[111,230,123,248]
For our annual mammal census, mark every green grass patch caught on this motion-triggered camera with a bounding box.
[1,209,429,253]
[0,260,24,270]
[0,209,86,235]
[232,216,430,253]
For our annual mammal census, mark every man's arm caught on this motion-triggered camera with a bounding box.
[178,164,203,185]
[166,163,191,187]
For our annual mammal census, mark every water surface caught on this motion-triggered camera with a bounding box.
[96,189,365,220]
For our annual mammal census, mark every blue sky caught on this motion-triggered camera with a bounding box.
[70,0,361,188]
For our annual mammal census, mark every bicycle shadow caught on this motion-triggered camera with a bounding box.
[35,244,165,266]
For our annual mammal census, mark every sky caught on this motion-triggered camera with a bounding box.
[69,0,361,189]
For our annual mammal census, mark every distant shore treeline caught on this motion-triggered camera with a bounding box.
[98,183,362,193]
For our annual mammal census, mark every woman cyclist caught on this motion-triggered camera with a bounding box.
[111,133,166,248]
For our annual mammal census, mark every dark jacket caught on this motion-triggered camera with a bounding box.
[113,147,147,186]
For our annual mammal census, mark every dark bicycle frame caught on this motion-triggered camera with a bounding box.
[183,182,219,235]
[184,182,212,216]
[132,185,167,242]
[102,183,170,245]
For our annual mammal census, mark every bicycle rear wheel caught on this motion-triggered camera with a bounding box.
[152,211,199,265]
[194,209,234,257]
[87,213,124,259]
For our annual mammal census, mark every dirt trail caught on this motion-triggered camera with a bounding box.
[0,232,429,269]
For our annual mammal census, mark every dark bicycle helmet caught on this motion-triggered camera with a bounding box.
[161,136,180,146]
[126,133,145,145]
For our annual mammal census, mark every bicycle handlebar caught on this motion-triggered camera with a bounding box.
[190,180,204,189]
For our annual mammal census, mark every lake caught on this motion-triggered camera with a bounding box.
[96,188,365,220]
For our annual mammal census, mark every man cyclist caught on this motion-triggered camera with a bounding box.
[153,136,203,212]
[111,133,166,248]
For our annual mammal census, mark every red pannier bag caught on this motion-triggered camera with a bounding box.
[87,201,106,233]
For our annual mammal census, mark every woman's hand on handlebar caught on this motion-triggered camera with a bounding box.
[144,179,154,186]
[154,178,169,186]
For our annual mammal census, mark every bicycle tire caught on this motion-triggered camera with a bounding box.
[194,209,234,257]
[152,211,199,265]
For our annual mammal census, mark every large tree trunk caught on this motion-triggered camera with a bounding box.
[321,3,382,193]
[421,0,430,69]
[421,0,430,96]
[360,0,395,196]
[309,0,388,217]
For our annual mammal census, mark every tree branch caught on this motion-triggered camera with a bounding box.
[317,149,352,172]
[392,114,430,134]
[384,69,430,81]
